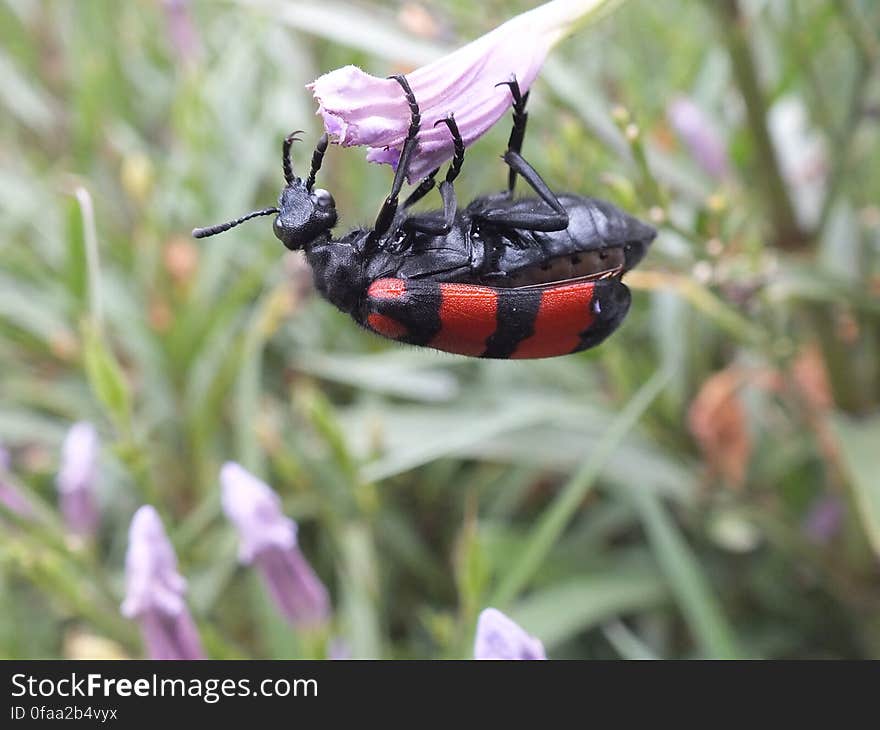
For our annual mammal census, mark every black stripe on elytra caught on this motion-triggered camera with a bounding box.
[367,280,442,347]
[573,281,631,353]
[483,289,542,358]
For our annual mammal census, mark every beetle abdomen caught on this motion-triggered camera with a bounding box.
[361,276,631,359]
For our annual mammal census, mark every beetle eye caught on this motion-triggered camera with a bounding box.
[273,216,283,237]
[313,189,335,209]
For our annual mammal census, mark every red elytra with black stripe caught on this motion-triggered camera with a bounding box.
[192,76,655,358]
[364,277,631,359]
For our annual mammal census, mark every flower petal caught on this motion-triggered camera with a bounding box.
[60,488,99,537]
[121,506,188,618]
[0,444,32,519]
[474,607,546,660]
[56,422,100,536]
[121,505,205,659]
[309,0,613,181]
[220,462,331,628]
[255,547,330,628]
[220,462,297,562]
[667,96,730,180]
[139,609,205,660]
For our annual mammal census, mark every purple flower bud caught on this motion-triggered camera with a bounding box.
[220,462,330,629]
[309,0,611,182]
[56,422,100,536]
[667,96,730,181]
[474,608,546,660]
[161,0,201,66]
[0,483,32,519]
[803,493,844,544]
[0,444,32,519]
[121,506,205,660]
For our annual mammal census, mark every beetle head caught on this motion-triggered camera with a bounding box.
[192,131,335,248]
[273,180,337,251]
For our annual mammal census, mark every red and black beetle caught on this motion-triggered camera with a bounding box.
[193,76,656,359]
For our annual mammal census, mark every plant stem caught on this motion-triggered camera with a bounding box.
[816,56,872,236]
[714,0,807,251]
[835,0,879,66]
[74,187,103,331]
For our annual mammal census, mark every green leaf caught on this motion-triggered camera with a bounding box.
[628,487,740,659]
[64,198,88,306]
[509,570,667,650]
[360,400,550,483]
[492,368,672,606]
[454,501,490,625]
[602,619,660,660]
[81,322,131,433]
[831,413,880,558]
[338,522,383,659]
[291,352,460,402]
[0,276,75,351]
[0,46,55,134]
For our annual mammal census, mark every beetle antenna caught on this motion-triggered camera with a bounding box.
[192,207,279,239]
[306,133,329,192]
[283,130,304,185]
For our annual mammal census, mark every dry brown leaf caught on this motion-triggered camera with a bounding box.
[163,235,199,284]
[792,344,833,412]
[688,367,752,490]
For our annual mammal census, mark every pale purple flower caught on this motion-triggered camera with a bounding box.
[803,493,844,544]
[161,0,201,65]
[55,422,100,536]
[474,608,546,660]
[667,96,730,180]
[0,444,32,519]
[220,462,330,629]
[309,0,614,182]
[121,506,205,660]
[0,478,32,518]
[328,637,351,660]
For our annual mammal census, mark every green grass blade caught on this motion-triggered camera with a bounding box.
[509,570,667,650]
[491,367,672,606]
[831,413,880,558]
[602,619,660,660]
[629,487,740,659]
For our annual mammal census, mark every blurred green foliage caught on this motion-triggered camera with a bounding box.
[1,0,879,659]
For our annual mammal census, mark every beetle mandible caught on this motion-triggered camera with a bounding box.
[193,75,656,359]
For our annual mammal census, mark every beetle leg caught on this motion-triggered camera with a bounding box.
[371,74,422,246]
[404,181,457,235]
[504,150,566,215]
[475,150,569,232]
[402,115,464,235]
[389,167,441,252]
[282,130,304,185]
[495,75,530,196]
[402,167,440,210]
[437,114,465,185]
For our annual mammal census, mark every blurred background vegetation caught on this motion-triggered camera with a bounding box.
[1,0,879,659]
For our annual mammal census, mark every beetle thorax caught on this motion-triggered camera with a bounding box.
[304,236,368,316]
